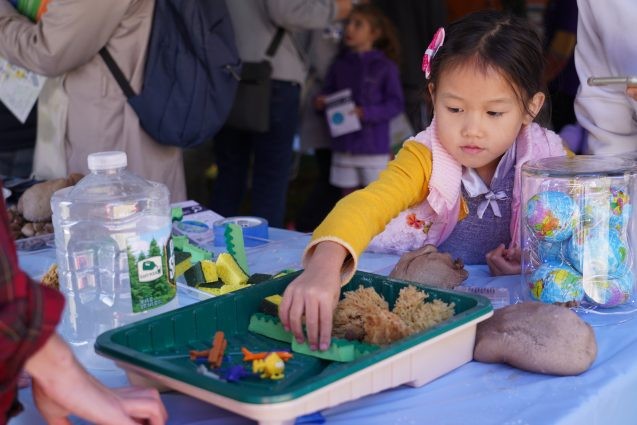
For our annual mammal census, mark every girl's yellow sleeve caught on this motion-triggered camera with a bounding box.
[304,141,433,283]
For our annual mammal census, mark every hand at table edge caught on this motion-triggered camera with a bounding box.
[25,333,168,425]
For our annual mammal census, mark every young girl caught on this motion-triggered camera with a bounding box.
[316,4,404,196]
[280,10,569,351]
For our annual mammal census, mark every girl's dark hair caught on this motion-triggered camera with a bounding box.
[350,4,401,65]
[429,10,547,123]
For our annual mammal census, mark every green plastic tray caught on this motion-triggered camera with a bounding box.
[96,271,492,407]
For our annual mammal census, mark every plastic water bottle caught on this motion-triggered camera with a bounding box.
[51,151,178,370]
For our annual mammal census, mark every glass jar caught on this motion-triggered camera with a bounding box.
[521,155,636,311]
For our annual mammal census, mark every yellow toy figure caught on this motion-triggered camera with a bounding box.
[252,353,285,380]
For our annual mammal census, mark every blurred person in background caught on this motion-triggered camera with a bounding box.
[295,23,345,232]
[543,0,578,133]
[315,4,403,198]
[374,0,446,132]
[0,0,186,201]
[0,102,35,179]
[210,0,355,228]
[574,0,637,154]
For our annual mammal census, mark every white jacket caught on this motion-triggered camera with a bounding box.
[574,0,637,154]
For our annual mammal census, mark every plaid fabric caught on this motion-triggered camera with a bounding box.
[0,183,64,423]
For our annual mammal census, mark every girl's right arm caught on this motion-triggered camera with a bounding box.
[280,141,434,350]
[279,241,348,351]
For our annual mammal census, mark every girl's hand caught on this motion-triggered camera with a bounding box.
[314,96,326,111]
[627,86,637,101]
[486,244,521,276]
[352,106,364,119]
[279,241,347,351]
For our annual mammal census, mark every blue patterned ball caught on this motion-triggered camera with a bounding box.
[609,186,631,232]
[583,272,634,308]
[530,262,584,303]
[566,228,628,276]
[526,191,578,242]
[537,240,565,263]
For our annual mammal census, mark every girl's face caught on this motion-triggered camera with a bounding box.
[344,14,377,52]
[429,63,544,183]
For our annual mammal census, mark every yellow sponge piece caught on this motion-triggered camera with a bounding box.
[216,253,248,286]
[200,259,218,282]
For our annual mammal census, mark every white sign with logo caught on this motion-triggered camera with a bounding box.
[324,88,361,138]
[137,256,164,282]
[126,224,176,313]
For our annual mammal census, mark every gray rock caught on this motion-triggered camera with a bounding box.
[474,302,597,375]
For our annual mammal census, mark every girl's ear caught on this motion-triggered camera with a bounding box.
[523,92,546,124]
[428,82,436,104]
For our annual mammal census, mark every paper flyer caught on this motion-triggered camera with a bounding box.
[324,88,361,138]
[0,57,46,123]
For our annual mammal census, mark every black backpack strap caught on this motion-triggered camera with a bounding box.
[265,27,285,58]
[99,47,137,99]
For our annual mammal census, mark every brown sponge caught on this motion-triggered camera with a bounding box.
[332,285,454,346]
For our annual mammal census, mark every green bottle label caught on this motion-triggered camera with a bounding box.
[127,224,176,313]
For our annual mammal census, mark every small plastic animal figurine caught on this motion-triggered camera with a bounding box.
[219,365,255,383]
[189,331,228,368]
[208,331,227,368]
[252,352,286,380]
[241,347,293,362]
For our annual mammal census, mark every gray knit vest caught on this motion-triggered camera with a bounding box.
[438,166,515,264]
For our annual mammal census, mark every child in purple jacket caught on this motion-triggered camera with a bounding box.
[315,4,404,197]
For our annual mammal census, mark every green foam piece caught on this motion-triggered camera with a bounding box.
[247,314,379,362]
[292,338,356,362]
[224,223,249,275]
[184,245,213,264]
[292,338,379,363]
[248,313,292,343]
[172,235,189,250]
[173,236,213,263]
[171,207,184,222]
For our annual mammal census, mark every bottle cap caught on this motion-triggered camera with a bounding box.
[87,151,128,171]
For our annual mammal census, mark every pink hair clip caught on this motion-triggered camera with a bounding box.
[422,27,445,79]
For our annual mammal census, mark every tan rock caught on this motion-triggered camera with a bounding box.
[473,302,597,375]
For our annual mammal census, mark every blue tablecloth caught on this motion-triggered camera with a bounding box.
[14,230,637,425]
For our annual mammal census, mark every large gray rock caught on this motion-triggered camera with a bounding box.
[474,302,597,375]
